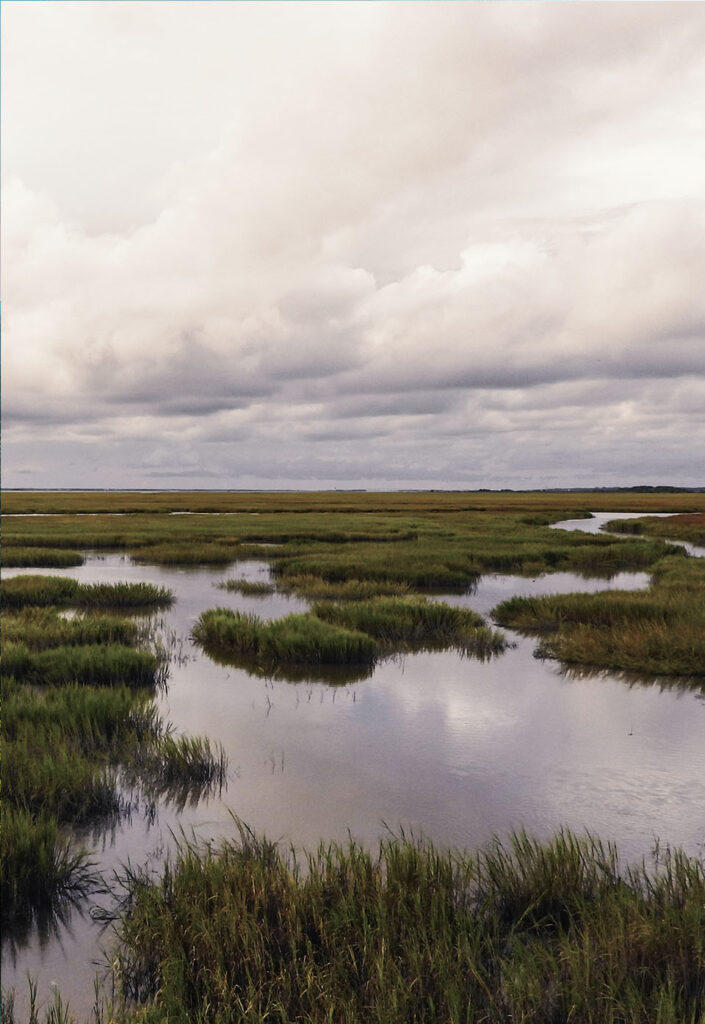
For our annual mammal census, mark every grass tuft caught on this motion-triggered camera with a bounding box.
[105,824,705,1023]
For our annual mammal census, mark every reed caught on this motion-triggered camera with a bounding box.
[1,677,228,925]
[104,825,705,1024]
[1,575,81,608]
[4,738,122,823]
[2,681,162,752]
[73,581,174,610]
[126,734,229,810]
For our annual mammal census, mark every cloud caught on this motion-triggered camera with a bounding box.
[2,3,704,488]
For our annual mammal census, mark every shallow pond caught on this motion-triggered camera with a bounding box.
[3,513,704,1017]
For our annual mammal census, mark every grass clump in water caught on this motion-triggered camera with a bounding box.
[1,643,162,688]
[1,808,97,931]
[312,596,507,657]
[217,578,276,596]
[1,575,173,611]
[1,546,84,568]
[193,608,378,667]
[193,598,506,670]
[105,824,705,1024]
[131,542,239,565]
[493,556,705,678]
[278,574,412,600]
[1,608,142,650]
[127,734,228,811]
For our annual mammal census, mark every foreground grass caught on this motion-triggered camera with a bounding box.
[493,556,705,678]
[98,825,705,1024]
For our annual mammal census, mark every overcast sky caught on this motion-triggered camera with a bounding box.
[2,2,704,490]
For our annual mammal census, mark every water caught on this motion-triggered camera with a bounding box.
[3,515,704,1016]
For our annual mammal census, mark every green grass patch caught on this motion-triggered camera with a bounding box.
[1,608,142,650]
[130,542,240,565]
[278,574,412,600]
[105,825,705,1024]
[1,546,84,568]
[194,598,506,672]
[1,808,97,931]
[312,596,507,657]
[1,575,173,611]
[1,676,229,927]
[193,609,378,668]
[606,513,705,547]
[217,578,276,596]
[1,643,162,688]
[493,556,705,678]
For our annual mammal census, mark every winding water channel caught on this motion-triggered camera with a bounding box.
[3,512,704,1016]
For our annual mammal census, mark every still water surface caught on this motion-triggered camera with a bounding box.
[3,513,704,1015]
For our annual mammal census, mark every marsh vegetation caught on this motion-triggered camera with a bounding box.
[102,826,705,1024]
[2,490,704,1021]
[493,556,705,678]
[1,573,226,936]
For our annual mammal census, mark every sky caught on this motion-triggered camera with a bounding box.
[2,1,704,491]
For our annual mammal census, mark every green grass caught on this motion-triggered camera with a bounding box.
[217,578,276,596]
[1,675,227,928]
[193,609,378,668]
[1,546,84,567]
[1,642,162,688]
[312,596,507,657]
[493,556,705,678]
[104,824,705,1024]
[277,574,412,600]
[606,513,705,547]
[3,501,691,593]
[193,598,507,672]
[1,808,97,930]
[1,575,173,611]
[131,543,240,565]
[126,734,228,811]
[1,608,143,650]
